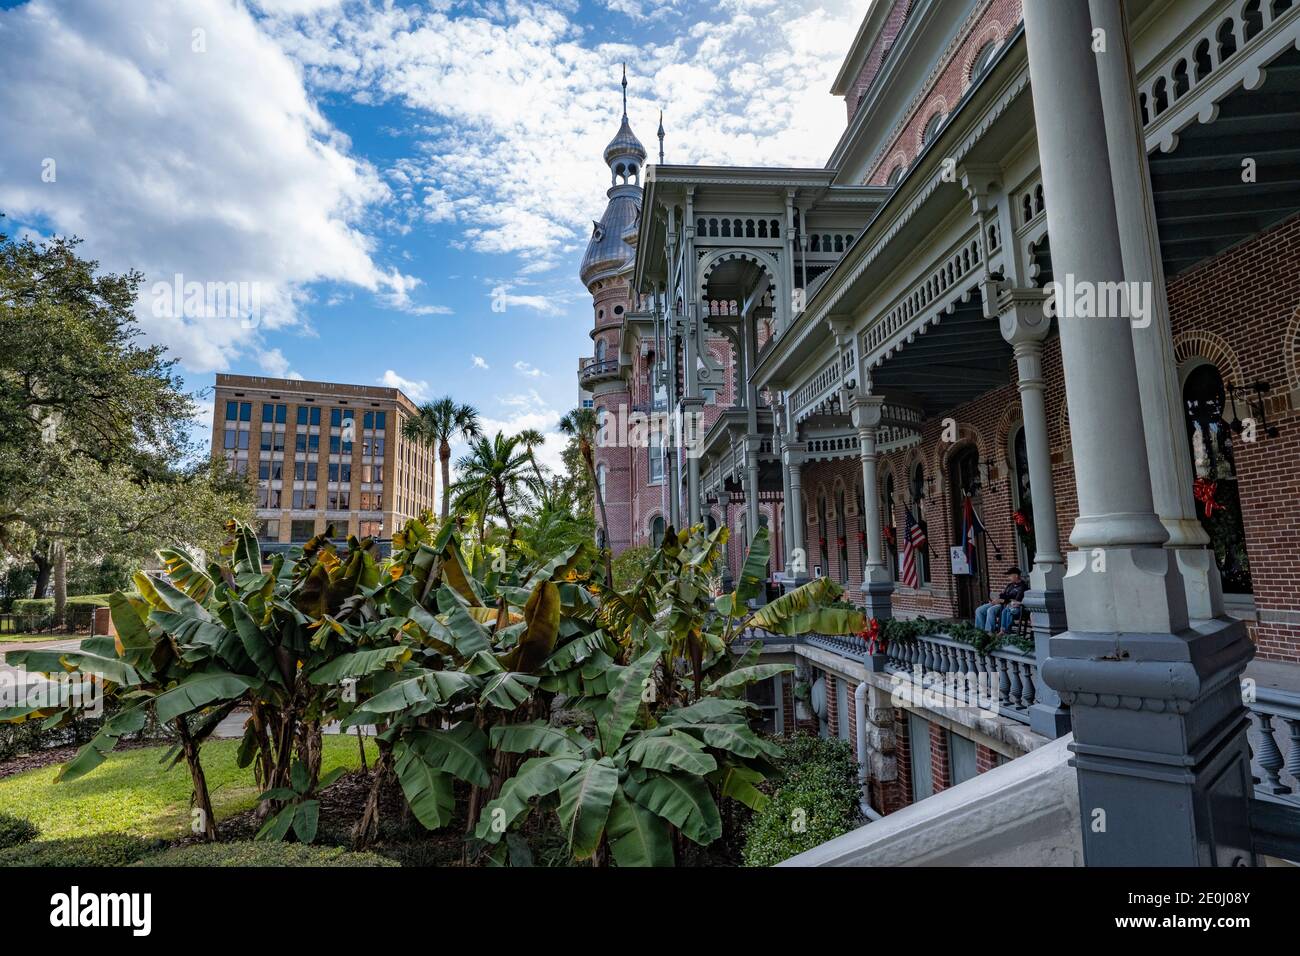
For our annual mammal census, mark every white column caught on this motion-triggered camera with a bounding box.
[1024,0,1185,636]
[850,393,892,618]
[1090,0,1223,620]
[785,449,807,583]
[1025,0,1254,866]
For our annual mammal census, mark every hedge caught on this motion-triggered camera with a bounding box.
[0,811,39,850]
[135,842,401,868]
[742,734,863,867]
[0,834,166,867]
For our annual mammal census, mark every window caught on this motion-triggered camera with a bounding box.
[1183,363,1251,593]
[910,463,931,585]
[817,493,828,577]
[969,39,999,81]
[745,675,781,735]
[239,402,251,422]
[224,429,237,450]
[225,400,238,421]
[909,713,934,801]
[949,731,978,786]
[650,515,665,547]
[294,461,305,481]
[886,164,906,186]
[360,520,382,539]
[262,403,286,423]
[648,432,664,484]
[836,489,848,585]
[595,339,607,362]
[921,111,946,146]
[375,411,386,430]
[330,408,342,428]
[306,462,317,482]
[259,519,280,542]
[308,434,319,453]
[290,519,316,542]
[595,463,607,500]
[1011,426,1035,571]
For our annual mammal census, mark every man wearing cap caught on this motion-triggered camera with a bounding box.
[973,567,1028,635]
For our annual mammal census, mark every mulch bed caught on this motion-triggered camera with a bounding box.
[0,738,165,780]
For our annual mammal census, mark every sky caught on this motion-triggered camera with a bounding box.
[0,0,861,476]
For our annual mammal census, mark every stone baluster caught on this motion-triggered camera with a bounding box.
[1284,717,1300,795]
[1255,713,1288,795]
[1007,660,1023,710]
[997,658,1012,710]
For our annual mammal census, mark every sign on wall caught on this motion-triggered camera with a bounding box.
[950,546,972,577]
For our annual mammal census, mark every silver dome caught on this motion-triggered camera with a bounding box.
[579,188,641,287]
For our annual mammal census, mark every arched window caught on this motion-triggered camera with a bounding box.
[596,406,609,446]
[836,488,848,585]
[1183,363,1251,593]
[969,39,998,81]
[883,472,898,581]
[650,515,665,546]
[856,481,866,572]
[1011,425,1035,571]
[909,463,931,585]
[886,164,906,186]
[595,339,607,362]
[596,463,608,501]
[921,111,946,146]
[706,513,718,534]
[817,492,829,577]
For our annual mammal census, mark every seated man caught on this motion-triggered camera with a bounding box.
[974,567,1028,635]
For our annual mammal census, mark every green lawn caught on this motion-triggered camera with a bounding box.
[0,736,376,842]
[0,633,79,644]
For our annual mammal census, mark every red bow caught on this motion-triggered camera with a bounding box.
[1013,509,1033,532]
[1193,477,1220,518]
[859,617,885,655]
[882,526,896,547]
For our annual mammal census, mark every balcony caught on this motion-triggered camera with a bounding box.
[579,358,621,387]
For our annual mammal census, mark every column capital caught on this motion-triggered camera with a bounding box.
[848,391,885,431]
[959,162,1003,215]
[992,286,1053,348]
[782,443,807,469]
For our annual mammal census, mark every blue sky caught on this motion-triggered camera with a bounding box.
[0,0,859,474]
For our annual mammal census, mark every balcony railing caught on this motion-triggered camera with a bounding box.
[880,632,1038,725]
[1248,686,1300,801]
[579,359,620,386]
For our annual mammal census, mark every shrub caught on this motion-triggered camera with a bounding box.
[135,842,400,868]
[611,545,656,590]
[742,734,862,867]
[0,811,39,849]
[0,834,165,867]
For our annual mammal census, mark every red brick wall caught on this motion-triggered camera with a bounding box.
[1166,212,1300,662]
[845,0,915,122]
[893,708,912,808]
[976,742,1001,774]
[929,722,951,793]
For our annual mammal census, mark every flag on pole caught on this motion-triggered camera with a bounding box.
[961,494,984,570]
[902,508,926,589]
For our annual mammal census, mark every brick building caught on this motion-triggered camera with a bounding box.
[583,0,1300,864]
[211,373,438,550]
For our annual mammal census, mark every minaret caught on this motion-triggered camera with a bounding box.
[657,110,665,165]
[578,68,647,556]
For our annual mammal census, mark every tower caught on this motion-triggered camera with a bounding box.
[578,66,646,555]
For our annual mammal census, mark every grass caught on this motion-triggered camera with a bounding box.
[0,736,376,842]
[0,633,80,644]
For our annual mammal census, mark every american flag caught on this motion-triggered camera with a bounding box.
[902,508,927,589]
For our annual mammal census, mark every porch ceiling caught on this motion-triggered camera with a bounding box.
[868,293,1014,418]
[1151,46,1300,276]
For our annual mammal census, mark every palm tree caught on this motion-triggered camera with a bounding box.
[451,432,534,541]
[402,397,481,520]
[516,427,550,506]
[558,407,613,587]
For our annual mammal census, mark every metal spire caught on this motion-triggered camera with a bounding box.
[621,63,628,120]
[657,109,665,164]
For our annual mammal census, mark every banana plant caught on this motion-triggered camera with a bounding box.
[474,643,788,866]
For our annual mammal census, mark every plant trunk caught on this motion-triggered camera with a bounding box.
[31,547,51,599]
[585,444,614,587]
[495,483,514,538]
[440,439,452,520]
[52,542,67,630]
[175,718,217,842]
[353,743,393,850]
[356,726,368,773]
[296,719,323,792]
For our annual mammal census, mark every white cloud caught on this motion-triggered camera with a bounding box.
[263,0,860,273]
[379,369,430,402]
[514,361,545,379]
[471,355,490,370]
[257,347,304,380]
[475,390,566,476]
[0,0,417,373]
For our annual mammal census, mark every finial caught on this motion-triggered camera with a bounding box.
[657,109,665,164]
[621,63,628,120]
